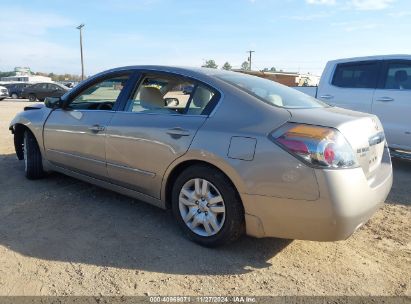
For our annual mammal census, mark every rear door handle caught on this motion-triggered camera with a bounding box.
[89,124,105,132]
[166,127,190,138]
[376,97,394,102]
[319,94,334,99]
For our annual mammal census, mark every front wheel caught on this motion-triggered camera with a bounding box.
[11,93,19,99]
[171,165,245,247]
[23,131,45,179]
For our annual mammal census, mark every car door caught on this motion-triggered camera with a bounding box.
[372,60,411,151]
[43,72,132,179]
[105,72,218,199]
[36,83,48,100]
[47,84,63,98]
[317,60,381,113]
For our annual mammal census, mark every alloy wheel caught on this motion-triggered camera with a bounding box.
[178,178,226,237]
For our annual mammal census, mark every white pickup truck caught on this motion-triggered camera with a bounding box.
[294,55,411,159]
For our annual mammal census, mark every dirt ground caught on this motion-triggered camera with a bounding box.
[0,100,410,296]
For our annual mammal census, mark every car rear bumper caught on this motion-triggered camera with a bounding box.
[242,147,393,241]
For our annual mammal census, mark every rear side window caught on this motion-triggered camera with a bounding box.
[332,61,379,89]
[126,74,216,115]
[384,61,411,90]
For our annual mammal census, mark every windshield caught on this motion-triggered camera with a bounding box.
[216,72,326,109]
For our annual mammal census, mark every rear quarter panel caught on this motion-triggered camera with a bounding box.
[162,86,319,201]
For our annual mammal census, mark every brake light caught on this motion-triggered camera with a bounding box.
[271,123,358,169]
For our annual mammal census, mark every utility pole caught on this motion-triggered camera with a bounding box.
[247,50,255,71]
[77,24,85,81]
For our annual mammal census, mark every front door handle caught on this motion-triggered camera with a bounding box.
[166,127,190,138]
[376,97,394,102]
[320,94,334,99]
[89,124,105,132]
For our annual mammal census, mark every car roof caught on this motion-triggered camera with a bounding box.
[91,65,236,81]
[328,54,411,64]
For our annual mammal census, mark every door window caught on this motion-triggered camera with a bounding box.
[37,83,48,90]
[48,84,60,91]
[332,61,379,89]
[69,75,130,110]
[126,74,216,115]
[384,61,411,90]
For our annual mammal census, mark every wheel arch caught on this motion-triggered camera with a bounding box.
[162,157,245,211]
[10,123,39,160]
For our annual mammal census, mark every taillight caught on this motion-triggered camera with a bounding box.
[271,123,358,169]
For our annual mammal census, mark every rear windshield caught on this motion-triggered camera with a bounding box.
[216,73,326,109]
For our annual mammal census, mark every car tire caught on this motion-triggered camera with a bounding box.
[28,94,37,102]
[23,130,45,180]
[171,164,245,247]
[11,93,18,99]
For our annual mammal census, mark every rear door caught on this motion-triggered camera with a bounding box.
[47,84,65,98]
[317,60,381,113]
[105,72,219,199]
[34,83,48,100]
[43,72,133,179]
[372,60,411,150]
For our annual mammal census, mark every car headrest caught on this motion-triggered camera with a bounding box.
[139,86,164,109]
[193,87,212,108]
[395,70,408,82]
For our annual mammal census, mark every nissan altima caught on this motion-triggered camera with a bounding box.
[9,66,393,246]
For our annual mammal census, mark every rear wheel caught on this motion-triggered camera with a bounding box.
[28,94,37,102]
[23,131,45,179]
[171,165,244,247]
[11,93,18,99]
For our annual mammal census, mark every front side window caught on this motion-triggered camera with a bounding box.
[332,61,379,89]
[216,72,325,108]
[384,61,411,90]
[69,75,130,110]
[126,74,215,115]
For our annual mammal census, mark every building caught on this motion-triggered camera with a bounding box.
[0,67,52,83]
[232,70,320,87]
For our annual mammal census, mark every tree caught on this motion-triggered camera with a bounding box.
[262,66,277,72]
[222,62,232,70]
[241,61,249,70]
[202,59,218,69]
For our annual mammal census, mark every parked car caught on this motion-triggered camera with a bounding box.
[21,82,69,102]
[9,66,392,247]
[3,82,31,99]
[0,86,9,100]
[293,55,411,160]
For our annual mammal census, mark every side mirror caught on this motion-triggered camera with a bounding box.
[44,97,62,109]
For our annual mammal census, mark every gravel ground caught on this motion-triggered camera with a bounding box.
[0,100,410,296]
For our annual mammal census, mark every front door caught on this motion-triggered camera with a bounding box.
[43,73,132,179]
[105,72,218,198]
[372,60,411,150]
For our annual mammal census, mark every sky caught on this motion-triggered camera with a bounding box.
[0,0,410,76]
